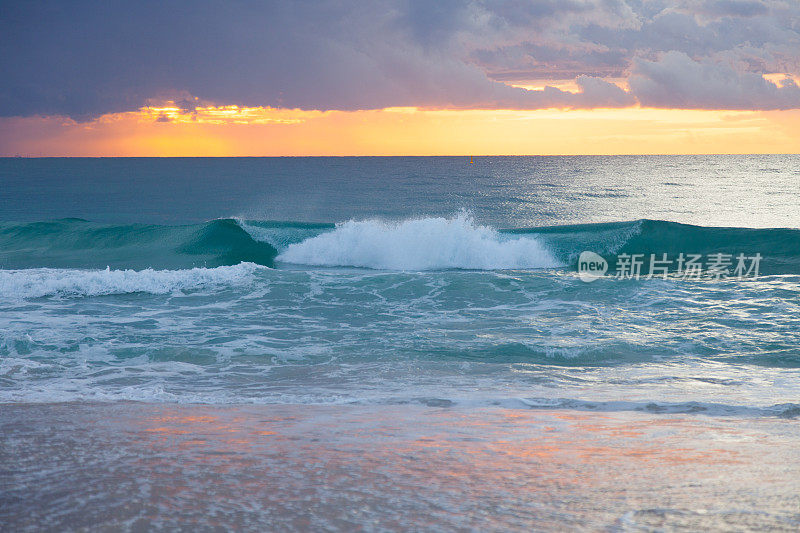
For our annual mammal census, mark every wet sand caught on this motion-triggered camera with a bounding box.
[2,402,799,531]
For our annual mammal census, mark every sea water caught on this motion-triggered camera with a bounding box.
[1,155,799,530]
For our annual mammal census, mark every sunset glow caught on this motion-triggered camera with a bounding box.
[3,2,800,157]
[3,103,798,157]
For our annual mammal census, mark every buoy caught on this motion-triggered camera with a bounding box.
[470,155,474,164]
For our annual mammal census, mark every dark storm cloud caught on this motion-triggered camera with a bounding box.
[0,0,798,118]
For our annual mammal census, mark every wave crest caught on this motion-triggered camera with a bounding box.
[276,214,560,270]
[0,263,263,299]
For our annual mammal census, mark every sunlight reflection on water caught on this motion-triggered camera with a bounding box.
[2,402,798,531]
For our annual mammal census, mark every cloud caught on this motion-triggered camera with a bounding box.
[0,0,799,118]
[0,1,631,117]
[630,51,800,109]
[697,0,769,18]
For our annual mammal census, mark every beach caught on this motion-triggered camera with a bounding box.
[3,402,799,531]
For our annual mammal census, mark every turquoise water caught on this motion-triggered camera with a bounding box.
[1,155,800,411]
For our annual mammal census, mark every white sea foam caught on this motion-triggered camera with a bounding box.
[0,262,263,299]
[276,214,560,270]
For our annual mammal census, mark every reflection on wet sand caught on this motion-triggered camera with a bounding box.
[2,403,798,531]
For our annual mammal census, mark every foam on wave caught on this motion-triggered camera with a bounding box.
[0,262,263,299]
[276,213,560,270]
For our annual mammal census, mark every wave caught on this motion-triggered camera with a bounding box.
[273,215,800,273]
[0,218,282,270]
[0,263,264,299]
[2,381,797,418]
[276,213,560,270]
[1,215,799,274]
[510,219,800,275]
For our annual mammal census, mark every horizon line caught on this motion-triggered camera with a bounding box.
[3,153,800,159]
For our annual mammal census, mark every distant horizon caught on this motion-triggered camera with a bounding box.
[4,153,799,158]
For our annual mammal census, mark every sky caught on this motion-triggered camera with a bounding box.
[1,0,799,156]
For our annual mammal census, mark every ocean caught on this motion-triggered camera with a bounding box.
[2,155,799,531]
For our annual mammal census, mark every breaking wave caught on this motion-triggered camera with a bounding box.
[276,213,560,270]
[0,215,798,274]
[0,263,263,299]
